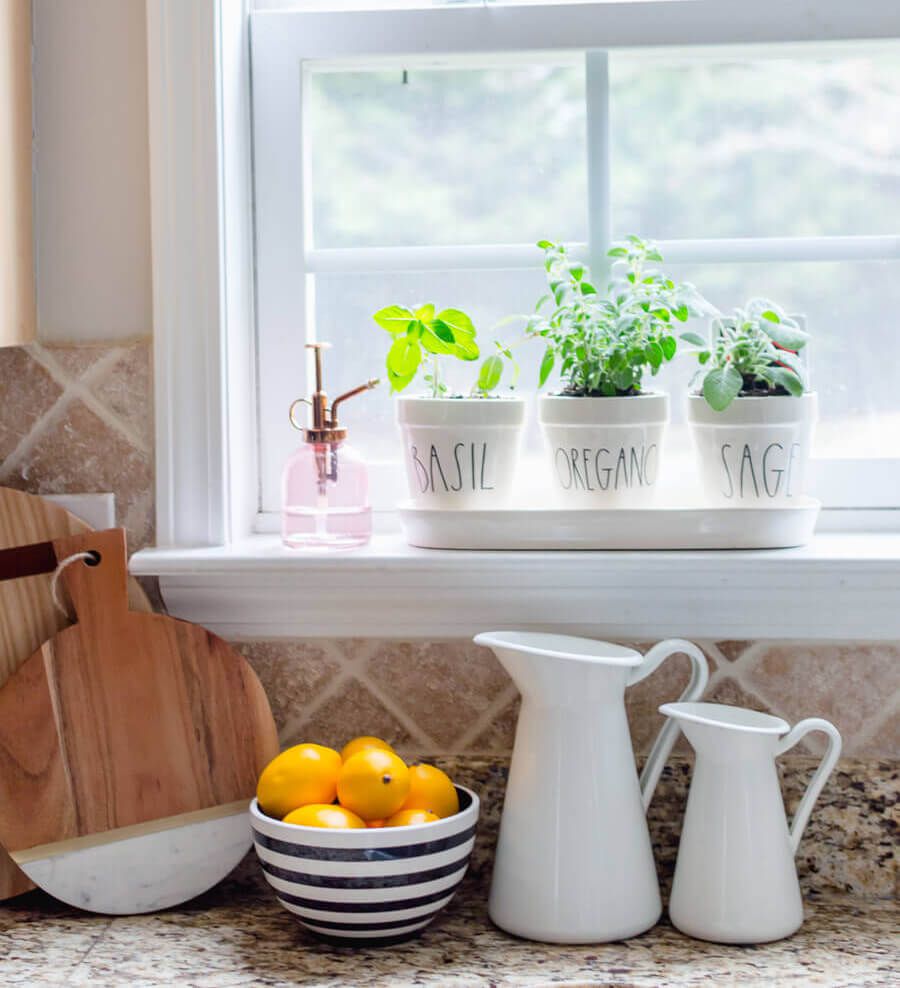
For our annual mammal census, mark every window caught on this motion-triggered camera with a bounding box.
[250,1,900,523]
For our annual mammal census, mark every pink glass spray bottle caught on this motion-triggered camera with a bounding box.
[282,343,378,550]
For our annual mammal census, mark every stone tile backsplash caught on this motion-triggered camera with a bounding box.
[2,342,898,760]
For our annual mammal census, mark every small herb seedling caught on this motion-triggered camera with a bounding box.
[472,339,522,398]
[528,236,713,396]
[681,298,810,411]
[373,303,479,397]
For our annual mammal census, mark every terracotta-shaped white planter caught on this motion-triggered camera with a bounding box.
[687,393,817,506]
[538,393,669,506]
[396,396,526,508]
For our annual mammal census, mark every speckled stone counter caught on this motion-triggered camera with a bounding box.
[0,757,896,987]
[1,861,896,987]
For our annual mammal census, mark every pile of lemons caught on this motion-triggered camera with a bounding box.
[257,735,460,829]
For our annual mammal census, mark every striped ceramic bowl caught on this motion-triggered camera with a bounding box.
[250,786,479,945]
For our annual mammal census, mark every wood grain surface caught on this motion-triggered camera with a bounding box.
[0,488,152,898]
[0,529,278,854]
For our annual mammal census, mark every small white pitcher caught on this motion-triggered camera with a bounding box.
[660,702,842,944]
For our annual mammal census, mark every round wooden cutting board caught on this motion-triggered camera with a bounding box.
[0,487,152,900]
[0,528,279,914]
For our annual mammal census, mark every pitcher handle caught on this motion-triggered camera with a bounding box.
[627,639,709,812]
[775,718,842,855]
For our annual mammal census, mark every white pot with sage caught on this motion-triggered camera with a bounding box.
[682,299,817,505]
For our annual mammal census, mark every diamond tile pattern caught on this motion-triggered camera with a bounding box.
[241,637,899,760]
[0,341,898,760]
[0,342,154,549]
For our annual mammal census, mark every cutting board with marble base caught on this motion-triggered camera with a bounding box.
[0,528,279,914]
[0,487,152,901]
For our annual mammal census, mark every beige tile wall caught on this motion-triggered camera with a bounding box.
[2,342,898,759]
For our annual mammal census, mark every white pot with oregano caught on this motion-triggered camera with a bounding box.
[682,299,816,505]
[374,302,525,508]
[529,237,713,506]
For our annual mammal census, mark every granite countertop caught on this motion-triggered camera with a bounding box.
[1,858,896,988]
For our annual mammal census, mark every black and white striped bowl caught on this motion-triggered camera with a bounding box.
[250,786,479,945]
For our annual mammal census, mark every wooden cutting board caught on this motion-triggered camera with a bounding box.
[0,528,279,914]
[0,487,152,900]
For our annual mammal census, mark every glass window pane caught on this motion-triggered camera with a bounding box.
[611,50,900,238]
[313,268,547,459]
[309,63,586,247]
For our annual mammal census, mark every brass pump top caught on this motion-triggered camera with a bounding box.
[289,342,378,443]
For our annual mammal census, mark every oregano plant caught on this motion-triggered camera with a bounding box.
[528,236,713,396]
[681,298,810,411]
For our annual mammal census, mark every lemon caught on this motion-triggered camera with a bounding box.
[399,763,459,819]
[256,743,342,819]
[340,735,395,762]
[336,749,410,821]
[385,808,440,827]
[283,804,366,829]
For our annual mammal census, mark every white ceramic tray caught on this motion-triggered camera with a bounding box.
[398,498,821,550]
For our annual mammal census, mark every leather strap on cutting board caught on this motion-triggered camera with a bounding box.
[0,528,278,859]
[0,488,152,899]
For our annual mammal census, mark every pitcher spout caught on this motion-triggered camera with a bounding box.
[474,631,642,704]
[660,702,789,760]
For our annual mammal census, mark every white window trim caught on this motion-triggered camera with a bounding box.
[137,0,900,639]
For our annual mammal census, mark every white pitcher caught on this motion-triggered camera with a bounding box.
[474,631,709,943]
[660,702,842,944]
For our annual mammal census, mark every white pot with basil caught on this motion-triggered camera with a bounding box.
[682,300,816,506]
[531,237,713,506]
[374,302,525,508]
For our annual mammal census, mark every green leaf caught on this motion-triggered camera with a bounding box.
[537,239,554,249]
[660,335,677,361]
[387,367,416,393]
[702,364,744,411]
[386,336,422,379]
[698,351,711,364]
[436,308,477,339]
[432,320,455,344]
[680,331,707,347]
[673,304,690,322]
[761,309,780,323]
[414,303,435,322]
[607,246,627,258]
[420,325,456,356]
[373,305,416,336]
[569,265,584,281]
[477,354,503,393]
[765,366,804,396]
[450,335,480,361]
[764,322,810,351]
[539,346,555,388]
[580,282,597,295]
[645,341,663,369]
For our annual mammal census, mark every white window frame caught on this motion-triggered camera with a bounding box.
[136,0,900,641]
[250,0,900,526]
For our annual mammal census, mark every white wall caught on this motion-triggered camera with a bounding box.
[33,0,151,342]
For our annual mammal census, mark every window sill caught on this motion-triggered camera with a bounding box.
[130,530,900,641]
